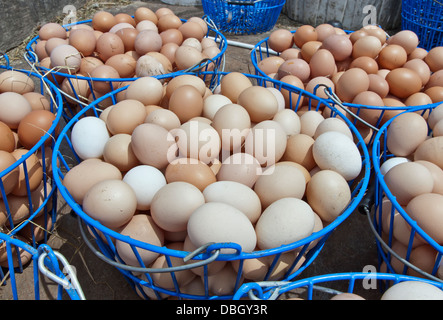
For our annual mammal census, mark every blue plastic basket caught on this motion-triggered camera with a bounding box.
[401,0,443,50]
[369,105,443,284]
[25,17,228,120]
[52,70,371,300]
[232,272,443,300]
[202,0,286,34]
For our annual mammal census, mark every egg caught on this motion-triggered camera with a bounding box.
[116,214,164,267]
[321,34,353,61]
[254,164,307,209]
[268,28,294,52]
[381,280,443,300]
[237,86,279,123]
[23,92,51,111]
[352,36,382,59]
[106,99,146,135]
[220,72,253,103]
[300,40,322,63]
[425,87,443,104]
[92,11,116,32]
[71,116,110,160]
[216,152,262,187]
[313,117,353,140]
[273,109,301,137]
[134,6,157,24]
[11,149,43,196]
[313,131,362,181]
[69,28,97,56]
[380,157,411,175]
[384,162,434,206]
[50,44,82,74]
[165,157,216,191]
[103,133,140,172]
[278,75,305,109]
[378,44,408,70]
[207,263,244,296]
[309,49,335,78]
[202,94,232,120]
[293,25,317,48]
[277,58,311,82]
[131,123,176,170]
[0,150,20,197]
[306,169,351,222]
[0,92,32,130]
[165,74,207,100]
[351,91,385,126]
[62,159,122,204]
[414,136,443,169]
[122,165,166,211]
[255,197,315,250]
[386,68,423,99]
[425,46,443,72]
[368,74,389,98]
[187,202,257,254]
[144,108,181,131]
[134,30,163,56]
[299,110,325,137]
[39,22,67,40]
[178,21,205,41]
[0,121,15,152]
[125,76,164,106]
[0,235,32,268]
[82,179,136,229]
[282,133,316,171]
[168,85,204,123]
[105,53,136,78]
[17,110,56,150]
[174,45,204,71]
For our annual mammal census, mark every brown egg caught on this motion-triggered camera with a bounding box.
[134,6,158,24]
[79,56,104,76]
[61,77,91,105]
[387,30,419,55]
[425,70,443,89]
[0,71,35,94]
[165,158,216,191]
[23,92,51,111]
[131,123,176,170]
[160,28,183,46]
[414,136,443,169]
[425,86,443,103]
[237,86,279,123]
[105,53,136,78]
[408,47,428,60]
[315,23,336,41]
[11,149,43,196]
[425,46,443,72]
[115,13,136,27]
[351,91,384,126]
[216,153,262,187]
[89,65,120,95]
[17,110,56,150]
[268,29,294,53]
[179,21,205,41]
[160,42,179,64]
[362,25,387,44]
[386,68,423,99]
[115,28,139,52]
[305,76,335,103]
[403,59,431,86]
[39,22,67,40]
[62,159,122,204]
[368,74,389,98]
[0,150,19,197]
[96,32,125,62]
[0,121,15,152]
[174,45,203,70]
[134,30,163,56]
[321,34,353,61]
[44,38,68,57]
[336,68,370,102]
[106,99,146,135]
[378,44,408,70]
[126,76,164,106]
[34,40,49,61]
[157,14,183,32]
[386,112,428,157]
[309,49,335,78]
[300,41,322,63]
[349,29,368,44]
[405,92,433,107]
[279,75,305,109]
[0,92,33,129]
[280,47,301,60]
[69,28,97,57]
[168,85,204,123]
[293,25,317,48]
[220,72,253,103]
[257,56,285,76]
[92,11,116,33]
[188,16,208,35]
[407,193,443,243]
[350,56,379,74]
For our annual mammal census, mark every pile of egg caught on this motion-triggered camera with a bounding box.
[258,24,443,138]
[377,104,443,280]
[0,70,59,266]
[61,71,365,298]
[32,7,221,105]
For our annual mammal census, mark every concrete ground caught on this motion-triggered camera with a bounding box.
[0,0,381,300]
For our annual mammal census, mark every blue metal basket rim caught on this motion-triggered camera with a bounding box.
[25,18,228,82]
[53,70,371,261]
[0,58,64,179]
[371,105,443,253]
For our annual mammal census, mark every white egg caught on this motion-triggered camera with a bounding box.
[381,281,443,300]
[266,87,286,111]
[71,116,110,160]
[313,131,362,181]
[123,165,167,211]
[272,109,301,137]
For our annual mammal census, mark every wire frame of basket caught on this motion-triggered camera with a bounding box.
[0,232,84,300]
[250,30,443,146]
[232,272,443,300]
[368,105,443,285]
[52,70,371,300]
[24,17,228,121]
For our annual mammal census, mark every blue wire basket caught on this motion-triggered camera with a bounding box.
[250,29,441,146]
[368,105,443,284]
[52,70,371,300]
[25,17,228,121]
[401,0,443,50]
[201,0,286,34]
[232,272,443,300]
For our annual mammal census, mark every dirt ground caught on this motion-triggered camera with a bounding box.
[1,0,381,301]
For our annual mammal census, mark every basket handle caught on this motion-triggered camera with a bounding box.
[77,216,222,274]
